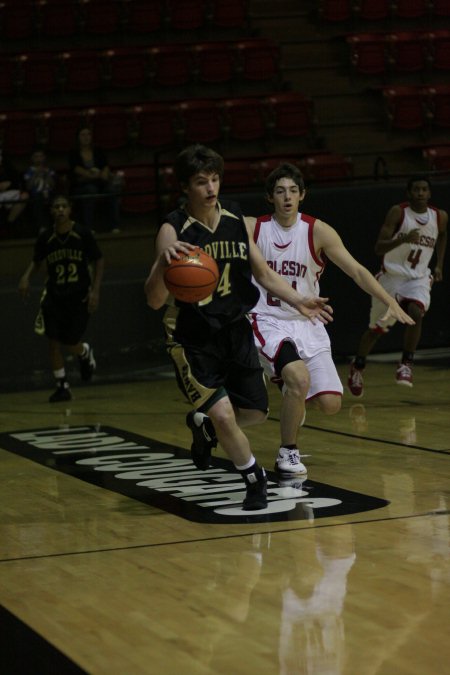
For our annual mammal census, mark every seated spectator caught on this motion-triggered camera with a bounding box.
[68,127,121,233]
[24,147,56,233]
[0,149,29,233]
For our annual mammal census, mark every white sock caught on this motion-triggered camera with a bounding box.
[53,368,65,380]
[235,454,256,472]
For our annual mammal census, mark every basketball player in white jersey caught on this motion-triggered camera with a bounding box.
[245,163,414,476]
[348,176,447,396]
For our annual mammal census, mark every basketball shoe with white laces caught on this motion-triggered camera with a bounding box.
[347,362,364,397]
[274,447,307,475]
[396,362,413,387]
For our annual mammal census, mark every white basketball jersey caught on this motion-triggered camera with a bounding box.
[382,203,439,279]
[251,213,325,320]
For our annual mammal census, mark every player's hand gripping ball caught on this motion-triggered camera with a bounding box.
[164,246,219,303]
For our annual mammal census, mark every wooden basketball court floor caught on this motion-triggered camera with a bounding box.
[1,356,449,675]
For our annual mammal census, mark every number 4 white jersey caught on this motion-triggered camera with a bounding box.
[382,203,439,279]
[251,212,325,320]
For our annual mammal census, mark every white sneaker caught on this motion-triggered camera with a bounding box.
[274,447,307,475]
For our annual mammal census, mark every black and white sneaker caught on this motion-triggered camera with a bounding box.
[49,382,72,403]
[242,469,268,511]
[79,345,96,381]
[186,411,217,470]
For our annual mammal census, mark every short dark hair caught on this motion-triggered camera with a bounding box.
[406,174,431,191]
[51,194,72,208]
[265,162,305,196]
[175,145,224,186]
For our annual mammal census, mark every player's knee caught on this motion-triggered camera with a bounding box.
[235,408,267,428]
[317,394,341,416]
[282,363,310,398]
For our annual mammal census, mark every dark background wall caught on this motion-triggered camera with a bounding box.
[2,179,449,391]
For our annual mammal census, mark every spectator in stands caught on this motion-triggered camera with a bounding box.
[24,147,56,233]
[68,126,121,233]
[0,149,29,232]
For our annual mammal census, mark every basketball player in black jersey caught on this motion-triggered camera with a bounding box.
[145,145,333,511]
[19,195,103,402]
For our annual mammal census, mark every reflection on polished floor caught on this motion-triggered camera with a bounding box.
[0,359,449,674]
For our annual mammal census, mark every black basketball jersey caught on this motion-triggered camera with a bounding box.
[165,199,259,340]
[33,223,102,299]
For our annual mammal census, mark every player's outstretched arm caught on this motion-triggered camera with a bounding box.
[315,220,415,326]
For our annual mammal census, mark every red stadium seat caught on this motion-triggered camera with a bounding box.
[210,0,249,29]
[122,0,163,34]
[104,48,149,89]
[40,108,85,153]
[16,52,61,96]
[149,45,192,88]
[174,99,223,145]
[37,0,80,39]
[60,50,105,93]
[382,86,430,131]
[387,32,428,73]
[221,159,259,190]
[427,30,450,71]
[300,153,354,183]
[84,106,131,151]
[426,84,450,130]
[191,42,235,84]
[221,97,268,142]
[318,0,352,22]
[391,0,430,18]
[0,1,36,41]
[131,103,178,150]
[256,155,303,181]
[0,111,38,155]
[119,165,158,214]
[233,39,281,83]
[354,0,391,20]
[346,33,387,75]
[165,0,207,31]
[79,0,122,35]
[432,0,450,17]
[0,55,19,98]
[265,92,316,141]
[422,145,450,171]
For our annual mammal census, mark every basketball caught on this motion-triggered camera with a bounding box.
[163,246,219,303]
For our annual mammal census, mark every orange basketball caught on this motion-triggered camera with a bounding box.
[163,246,219,303]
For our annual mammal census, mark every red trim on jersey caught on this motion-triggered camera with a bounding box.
[381,204,406,270]
[430,204,439,228]
[372,324,389,334]
[254,214,271,244]
[249,313,266,349]
[303,213,325,269]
